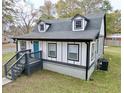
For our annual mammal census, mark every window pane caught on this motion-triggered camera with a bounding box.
[68,44,79,61]
[48,43,56,58]
[20,41,26,50]
[48,44,56,51]
[40,24,44,30]
[69,45,78,53]
[68,53,78,60]
[75,20,82,28]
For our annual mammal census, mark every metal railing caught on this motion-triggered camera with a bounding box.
[11,53,26,80]
[4,49,31,77]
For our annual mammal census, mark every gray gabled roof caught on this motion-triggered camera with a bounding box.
[13,12,105,41]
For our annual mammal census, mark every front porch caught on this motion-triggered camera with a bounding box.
[4,49,43,80]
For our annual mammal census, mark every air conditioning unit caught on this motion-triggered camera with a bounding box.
[97,58,108,71]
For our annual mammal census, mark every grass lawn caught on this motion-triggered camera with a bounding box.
[2,47,121,93]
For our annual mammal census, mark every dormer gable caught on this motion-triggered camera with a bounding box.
[72,14,89,31]
[38,20,51,32]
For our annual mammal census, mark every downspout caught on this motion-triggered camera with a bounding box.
[85,42,90,80]
[103,14,106,54]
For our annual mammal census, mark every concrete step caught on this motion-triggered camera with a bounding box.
[2,77,12,85]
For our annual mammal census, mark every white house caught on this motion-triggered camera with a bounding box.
[13,12,106,80]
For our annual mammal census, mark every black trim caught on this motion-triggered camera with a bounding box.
[48,43,57,58]
[85,42,90,80]
[104,14,106,38]
[67,44,79,61]
[16,39,18,52]
[13,38,93,42]
[43,59,86,69]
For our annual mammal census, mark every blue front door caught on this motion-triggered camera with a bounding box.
[33,41,39,52]
[33,41,39,58]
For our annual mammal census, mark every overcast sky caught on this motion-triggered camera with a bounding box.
[26,0,121,10]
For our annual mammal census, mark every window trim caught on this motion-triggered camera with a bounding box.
[67,44,79,61]
[73,19,84,31]
[48,43,57,58]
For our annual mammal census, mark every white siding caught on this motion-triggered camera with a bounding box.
[99,37,104,57]
[57,42,62,61]
[62,42,68,63]
[81,43,87,66]
[99,18,104,36]
[88,63,95,80]
[26,41,32,50]
[42,41,47,59]
[18,41,21,51]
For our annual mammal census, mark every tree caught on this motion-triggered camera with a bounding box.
[2,0,15,32]
[2,0,15,23]
[100,0,112,12]
[39,0,54,19]
[77,0,103,15]
[106,10,121,34]
[11,0,39,34]
[56,0,82,18]
[56,0,112,18]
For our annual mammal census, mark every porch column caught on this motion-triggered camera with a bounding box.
[16,39,18,52]
[85,42,90,80]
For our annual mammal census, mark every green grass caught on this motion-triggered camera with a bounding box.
[2,52,16,63]
[2,47,120,93]
[2,52,16,77]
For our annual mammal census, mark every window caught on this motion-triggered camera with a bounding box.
[75,20,82,29]
[68,44,79,61]
[40,24,44,31]
[91,43,95,61]
[48,43,57,58]
[20,40,26,50]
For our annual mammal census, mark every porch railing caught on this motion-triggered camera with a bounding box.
[4,49,31,77]
[4,50,42,79]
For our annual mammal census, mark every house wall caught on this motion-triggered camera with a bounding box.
[42,41,87,66]
[18,40,87,66]
[43,60,86,80]
[87,18,105,79]
[17,40,87,80]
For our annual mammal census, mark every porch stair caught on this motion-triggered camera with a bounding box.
[4,49,31,80]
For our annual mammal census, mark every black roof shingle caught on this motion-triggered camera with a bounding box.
[13,12,105,41]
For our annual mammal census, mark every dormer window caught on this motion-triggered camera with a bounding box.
[75,20,82,29]
[38,23,45,32]
[72,14,88,31]
[38,21,51,32]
